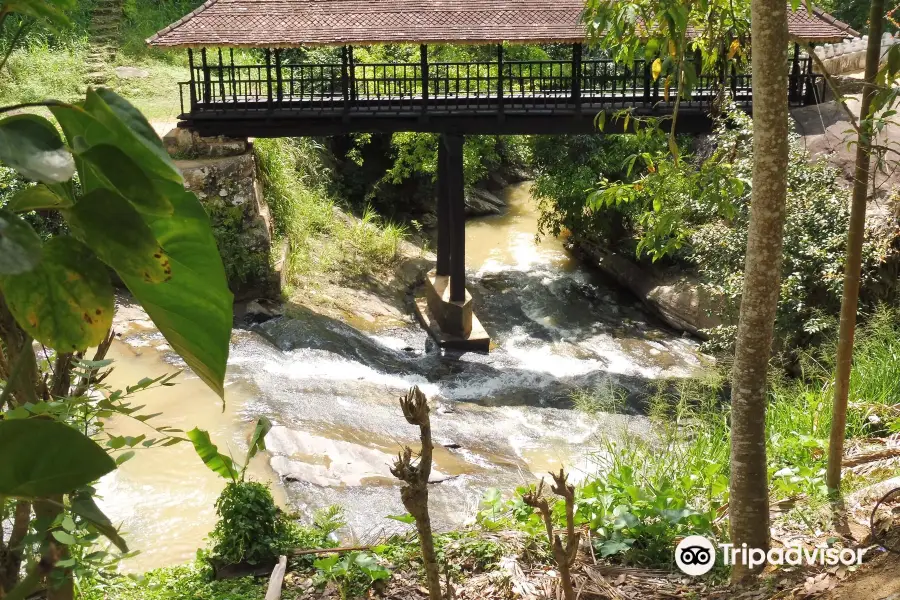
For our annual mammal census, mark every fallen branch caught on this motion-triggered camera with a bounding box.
[288,545,372,557]
[843,447,900,468]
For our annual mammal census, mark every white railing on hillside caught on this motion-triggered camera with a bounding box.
[813,32,899,75]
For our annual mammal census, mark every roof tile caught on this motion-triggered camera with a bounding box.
[147,1,860,48]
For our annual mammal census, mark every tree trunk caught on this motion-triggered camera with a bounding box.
[728,0,789,584]
[0,500,31,594]
[35,497,73,600]
[825,0,885,492]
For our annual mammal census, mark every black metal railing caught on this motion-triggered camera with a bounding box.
[179,47,824,117]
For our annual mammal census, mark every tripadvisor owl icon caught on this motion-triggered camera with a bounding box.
[675,536,716,576]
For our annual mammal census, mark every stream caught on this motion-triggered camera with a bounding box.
[97,182,707,572]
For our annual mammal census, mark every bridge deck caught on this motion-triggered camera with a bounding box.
[179,50,824,136]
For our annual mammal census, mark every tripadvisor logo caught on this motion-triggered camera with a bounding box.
[675,536,716,576]
[674,536,865,576]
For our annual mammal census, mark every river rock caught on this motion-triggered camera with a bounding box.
[244,298,284,324]
[573,236,723,337]
[485,171,510,192]
[465,187,506,216]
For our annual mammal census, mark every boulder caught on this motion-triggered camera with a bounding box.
[465,187,505,216]
[485,171,510,192]
[244,298,284,324]
[163,127,249,159]
[572,236,723,337]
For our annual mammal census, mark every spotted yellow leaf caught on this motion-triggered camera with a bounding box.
[728,39,741,60]
[652,58,662,82]
[0,236,113,351]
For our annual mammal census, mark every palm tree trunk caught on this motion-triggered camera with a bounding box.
[728,0,789,584]
[825,0,885,492]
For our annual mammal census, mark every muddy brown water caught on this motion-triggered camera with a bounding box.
[98,183,707,572]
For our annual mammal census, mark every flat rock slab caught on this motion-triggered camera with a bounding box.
[414,295,490,352]
[115,66,150,78]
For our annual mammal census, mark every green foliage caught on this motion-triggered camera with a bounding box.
[818,0,873,32]
[0,418,115,496]
[208,482,340,569]
[254,137,406,283]
[531,130,670,248]
[0,114,75,183]
[80,559,292,600]
[688,111,895,355]
[314,551,390,600]
[376,529,507,581]
[209,481,282,566]
[188,417,272,483]
[535,106,898,357]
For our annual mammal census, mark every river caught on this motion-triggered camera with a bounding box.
[97,182,707,572]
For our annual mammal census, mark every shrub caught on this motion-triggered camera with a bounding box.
[209,481,283,566]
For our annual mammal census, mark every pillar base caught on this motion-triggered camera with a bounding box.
[415,270,490,352]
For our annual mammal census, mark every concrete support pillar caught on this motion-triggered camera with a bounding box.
[436,134,451,276]
[443,133,466,302]
[416,133,488,350]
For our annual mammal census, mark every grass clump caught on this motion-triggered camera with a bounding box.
[254,137,407,285]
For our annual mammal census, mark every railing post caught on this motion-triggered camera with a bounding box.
[348,45,357,101]
[187,49,197,110]
[497,43,504,115]
[265,48,273,107]
[275,49,283,105]
[229,48,237,103]
[571,43,582,112]
[643,60,652,104]
[789,43,801,103]
[342,45,351,112]
[217,48,226,104]
[420,44,429,114]
[803,51,817,105]
[201,48,211,104]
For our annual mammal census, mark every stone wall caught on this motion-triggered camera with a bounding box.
[164,128,282,299]
[813,33,899,76]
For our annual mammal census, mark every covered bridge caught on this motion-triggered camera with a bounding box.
[149,0,858,138]
[149,0,858,348]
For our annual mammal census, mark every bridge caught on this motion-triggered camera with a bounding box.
[151,0,857,349]
[176,48,824,138]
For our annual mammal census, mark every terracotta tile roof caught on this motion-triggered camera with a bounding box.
[790,6,860,42]
[147,1,859,48]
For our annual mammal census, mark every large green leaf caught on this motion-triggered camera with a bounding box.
[82,89,181,185]
[0,236,113,351]
[4,0,76,31]
[63,188,171,284]
[241,417,272,474]
[70,492,128,553]
[0,114,75,183]
[187,428,238,482]
[120,186,232,397]
[78,144,174,216]
[0,209,42,275]
[7,184,72,212]
[246,416,272,461]
[0,419,116,497]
